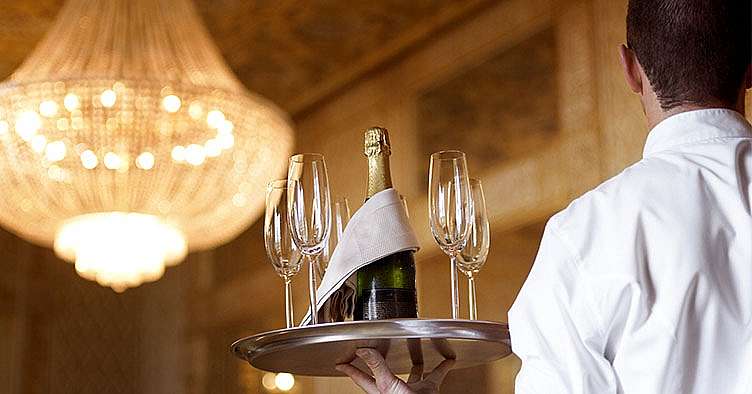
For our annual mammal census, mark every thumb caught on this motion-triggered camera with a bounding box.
[356,348,400,388]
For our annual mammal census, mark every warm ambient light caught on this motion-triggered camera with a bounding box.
[0,0,293,292]
[261,373,277,390]
[274,373,295,392]
[54,212,187,292]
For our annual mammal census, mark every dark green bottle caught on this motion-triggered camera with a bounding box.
[353,127,418,320]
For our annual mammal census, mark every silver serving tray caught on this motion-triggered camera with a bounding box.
[231,319,511,377]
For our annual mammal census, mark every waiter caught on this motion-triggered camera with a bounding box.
[337,0,752,392]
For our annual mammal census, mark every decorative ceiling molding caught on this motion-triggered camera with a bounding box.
[0,0,495,117]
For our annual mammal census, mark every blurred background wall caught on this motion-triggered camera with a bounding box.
[0,0,750,393]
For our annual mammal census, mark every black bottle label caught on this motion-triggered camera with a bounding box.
[358,288,417,320]
[354,250,418,320]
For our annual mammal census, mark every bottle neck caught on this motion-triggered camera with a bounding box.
[366,154,393,199]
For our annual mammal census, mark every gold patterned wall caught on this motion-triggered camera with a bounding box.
[417,28,559,183]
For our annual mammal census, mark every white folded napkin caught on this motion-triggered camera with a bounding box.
[300,188,420,325]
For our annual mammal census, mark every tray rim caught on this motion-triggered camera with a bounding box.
[231,318,511,363]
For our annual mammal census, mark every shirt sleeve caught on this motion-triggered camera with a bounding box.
[508,223,619,393]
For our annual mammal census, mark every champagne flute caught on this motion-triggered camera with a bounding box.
[264,180,303,328]
[319,196,351,279]
[457,178,490,320]
[400,194,410,218]
[428,150,472,319]
[287,153,332,325]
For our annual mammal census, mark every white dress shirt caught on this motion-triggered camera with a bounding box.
[508,109,752,393]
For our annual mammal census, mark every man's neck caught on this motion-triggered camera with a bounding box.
[646,102,746,130]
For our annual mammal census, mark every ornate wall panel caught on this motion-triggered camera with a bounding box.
[416,28,558,183]
[46,272,144,394]
[195,0,492,113]
[0,242,190,394]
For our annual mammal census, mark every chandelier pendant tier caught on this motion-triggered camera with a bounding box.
[0,0,294,291]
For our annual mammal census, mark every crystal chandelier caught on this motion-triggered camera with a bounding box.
[0,0,294,291]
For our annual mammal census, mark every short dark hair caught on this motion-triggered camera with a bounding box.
[627,0,751,110]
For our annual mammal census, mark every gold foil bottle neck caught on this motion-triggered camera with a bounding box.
[364,127,393,198]
[364,127,391,157]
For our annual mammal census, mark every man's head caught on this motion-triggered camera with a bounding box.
[619,0,751,123]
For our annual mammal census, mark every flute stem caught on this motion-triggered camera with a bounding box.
[450,255,460,319]
[284,278,294,328]
[308,254,319,325]
[468,274,478,320]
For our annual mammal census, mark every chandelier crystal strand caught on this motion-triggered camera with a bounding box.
[0,0,294,292]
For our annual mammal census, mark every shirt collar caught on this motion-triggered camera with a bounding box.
[643,109,752,158]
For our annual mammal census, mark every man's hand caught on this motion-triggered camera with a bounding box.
[336,348,455,394]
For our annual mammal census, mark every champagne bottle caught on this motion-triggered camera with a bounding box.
[353,127,418,320]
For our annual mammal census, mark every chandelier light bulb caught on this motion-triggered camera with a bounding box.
[162,95,181,113]
[63,93,80,111]
[184,144,206,166]
[171,145,185,162]
[31,135,48,153]
[15,111,41,141]
[39,100,59,117]
[45,140,67,162]
[206,109,225,128]
[103,152,123,170]
[218,120,234,134]
[100,89,117,108]
[218,133,235,149]
[80,150,98,169]
[136,151,155,170]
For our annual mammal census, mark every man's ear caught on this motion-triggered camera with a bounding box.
[619,44,643,94]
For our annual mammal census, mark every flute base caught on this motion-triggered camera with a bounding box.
[230,318,511,377]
